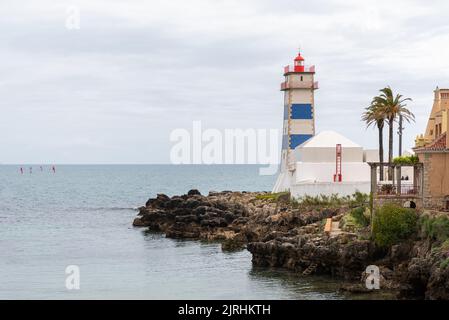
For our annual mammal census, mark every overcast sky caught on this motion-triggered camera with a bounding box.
[1,0,449,164]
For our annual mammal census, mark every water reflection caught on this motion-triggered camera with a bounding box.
[139,229,396,299]
[249,267,344,300]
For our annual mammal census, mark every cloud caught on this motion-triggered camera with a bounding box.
[1,0,448,163]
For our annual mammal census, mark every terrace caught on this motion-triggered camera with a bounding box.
[368,162,424,208]
[283,65,316,74]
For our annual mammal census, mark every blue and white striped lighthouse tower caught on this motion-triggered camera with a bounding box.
[274,51,318,191]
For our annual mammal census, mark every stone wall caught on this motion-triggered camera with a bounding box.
[419,152,449,210]
[373,196,422,210]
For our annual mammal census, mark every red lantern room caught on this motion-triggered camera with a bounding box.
[294,52,305,72]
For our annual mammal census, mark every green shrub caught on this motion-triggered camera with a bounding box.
[431,216,449,241]
[440,258,449,269]
[441,239,449,251]
[297,194,346,206]
[420,215,449,242]
[255,192,290,201]
[295,191,369,208]
[393,155,419,165]
[290,197,299,209]
[341,207,370,232]
[349,191,369,208]
[372,204,418,248]
[350,207,370,227]
[431,239,449,254]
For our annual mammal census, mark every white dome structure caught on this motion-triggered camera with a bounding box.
[299,130,361,148]
[294,130,364,163]
[273,130,378,197]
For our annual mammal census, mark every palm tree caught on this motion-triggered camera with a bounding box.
[362,103,386,180]
[372,87,414,179]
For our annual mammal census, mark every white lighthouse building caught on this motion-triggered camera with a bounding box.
[279,51,318,173]
[273,51,378,197]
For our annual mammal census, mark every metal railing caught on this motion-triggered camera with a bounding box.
[283,65,316,74]
[376,184,419,196]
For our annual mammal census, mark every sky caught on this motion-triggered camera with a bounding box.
[1,0,449,164]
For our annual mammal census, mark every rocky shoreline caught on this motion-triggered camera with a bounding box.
[133,190,449,300]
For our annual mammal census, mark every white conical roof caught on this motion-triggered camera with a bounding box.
[299,130,361,148]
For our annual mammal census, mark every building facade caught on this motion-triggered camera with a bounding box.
[416,88,449,147]
[414,88,449,210]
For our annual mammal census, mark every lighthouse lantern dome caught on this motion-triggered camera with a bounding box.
[294,52,305,72]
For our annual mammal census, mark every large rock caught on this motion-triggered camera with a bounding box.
[134,191,259,243]
[133,190,449,299]
[187,189,201,196]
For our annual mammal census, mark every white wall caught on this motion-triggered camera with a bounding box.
[295,162,371,182]
[295,147,364,163]
[272,170,294,193]
[290,182,371,198]
[400,167,414,180]
[363,149,379,162]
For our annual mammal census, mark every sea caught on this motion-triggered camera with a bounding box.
[0,165,384,299]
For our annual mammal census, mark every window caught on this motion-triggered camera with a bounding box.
[436,125,439,136]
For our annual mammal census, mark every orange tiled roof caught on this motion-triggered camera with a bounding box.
[415,132,447,152]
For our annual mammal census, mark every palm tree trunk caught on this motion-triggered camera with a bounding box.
[378,124,384,181]
[388,118,394,180]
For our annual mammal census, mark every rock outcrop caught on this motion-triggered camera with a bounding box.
[133,190,341,250]
[133,190,449,299]
[248,231,375,280]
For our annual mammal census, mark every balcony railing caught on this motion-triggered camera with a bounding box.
[281,81,319,90]
[284,65,316,74]
[376,184,419,196]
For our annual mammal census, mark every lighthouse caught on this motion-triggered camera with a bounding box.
[273,51,378,196]
[280,51,318,172]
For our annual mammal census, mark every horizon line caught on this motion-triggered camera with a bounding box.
[0,163,281,166]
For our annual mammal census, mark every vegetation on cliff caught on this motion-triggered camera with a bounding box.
[292,191,369,209]
[372,204,418,247]
[420,215,449,242]
[341,207,370,232]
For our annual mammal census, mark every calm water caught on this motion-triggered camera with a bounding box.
[1,165,360,299]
